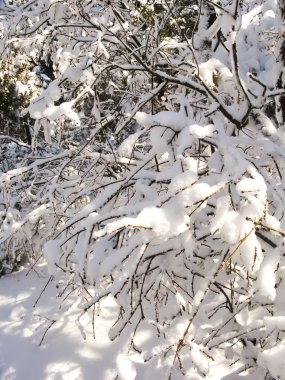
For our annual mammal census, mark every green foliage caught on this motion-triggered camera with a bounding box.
[0,54,39,142]
[131,0,198,39]
[0,60,32,114]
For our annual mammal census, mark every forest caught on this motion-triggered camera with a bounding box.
[0,0,285,379]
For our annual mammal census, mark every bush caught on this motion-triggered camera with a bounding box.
[1,0,285,378]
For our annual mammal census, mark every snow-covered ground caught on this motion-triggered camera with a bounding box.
[1,264,283,380]
[0,266,238,380]
[0,265,124,380]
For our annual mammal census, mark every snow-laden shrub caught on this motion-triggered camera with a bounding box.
[1,0,285,378]
[0,141,59,273]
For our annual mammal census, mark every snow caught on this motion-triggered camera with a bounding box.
[0,267,124,380]
[189,124,214,139]
[258,340,285,380]
[264,316,285,332]
[135,111,190,132]
[255,248,280,301]
[188,344,210,376]
[116,354,136,380]
[43,240,62,275]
